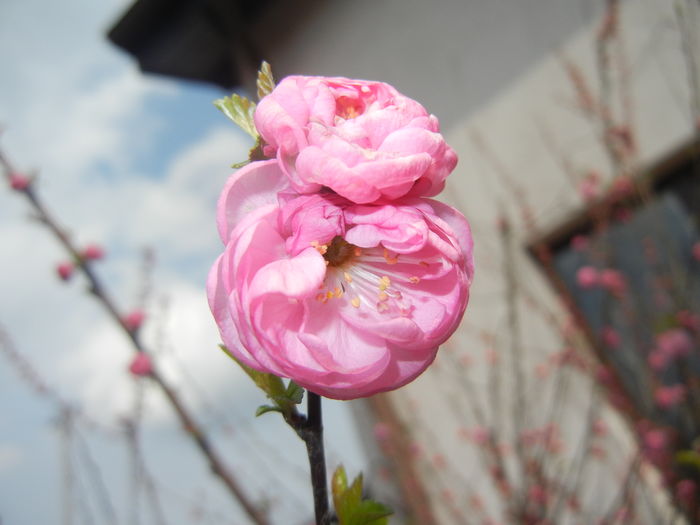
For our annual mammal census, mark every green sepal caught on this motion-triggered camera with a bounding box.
[285,380,305,404]
[255,405,283,417]
[213,94,258,140]
[332,465,393,525]
[256,61,275,101]
[219,345,304,417]
[231,159,250,169]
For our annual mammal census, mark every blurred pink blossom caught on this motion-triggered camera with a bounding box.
[570,234,589,251]
[129,353,153,377]
[81,244,105,261]
[576,266,599,288]
[693,241,700,262]
[648,350,669,372]
[373,422,391,442]
[56,262,74,281]
[677,310,700,332]
[592,419,608,436]
[599,268,626,296]
[122,310,146,332]
[656,328,693,359]
[528,485,549,505]
[643,428,668,451]
[9,173,30,190]
[655,384,686,409]
[611,175,634,199]
[578,171,601,201]
[676,479,697,505]
[601,326,621,349]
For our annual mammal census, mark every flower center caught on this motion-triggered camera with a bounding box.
[323,236,358,267]
[335,96,364,119]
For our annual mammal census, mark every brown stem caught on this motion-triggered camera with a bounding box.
[0,148,269,525]
[284,392,330,525]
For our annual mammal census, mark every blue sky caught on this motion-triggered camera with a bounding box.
[0,1,369,524]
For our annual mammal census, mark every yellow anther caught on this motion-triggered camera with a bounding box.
[379,276,391,291]
[351,297,361,308]
[409,276,421,284]
[333,287,343,298]
[310,240,328,255]
[326,291,334,299]
[378,291,389,302]
[344,272,353,283]
[383,248,398,265]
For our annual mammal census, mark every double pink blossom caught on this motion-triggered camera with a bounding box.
[254,76,457,203]
[208,160,472,399]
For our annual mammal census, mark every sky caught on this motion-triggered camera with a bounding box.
[0,1,369,524]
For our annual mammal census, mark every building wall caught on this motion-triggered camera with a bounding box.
[261,0,598,131]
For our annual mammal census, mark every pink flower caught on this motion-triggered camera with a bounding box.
[9,173,30,190]
[578,171,600,201]
[655,384,686,409]
[611,175,634,199]
[601,326,620,349]
[643,428,667,451]
[599,268,626,296]
[122,310,146,332]
[81,244,105,261]
[528,485,549,505]
[254,76,457,204]
[656,328,693,359]
[56,262,74,281]
[648,350,669,371]
[129,353,153,377]
[677,310,700,332]
[592,419,608,436]
[576,266,599,288]
[208,160,473,400]
[570,235,589,251]
[373,422,391,442]
[676,479,697,505]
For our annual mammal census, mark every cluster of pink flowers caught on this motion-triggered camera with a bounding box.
[208,76,473,399]
[575,265,626,296]
[648,328,693,371]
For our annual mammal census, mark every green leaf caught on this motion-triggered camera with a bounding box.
[332,466,393,525]
[255,405,283,417]
[256,61,275,101]
[213,94,258,139]
[676,450,700,471]
[351,501,393,525]
[285,381,305,404]
[332,466,348,509]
